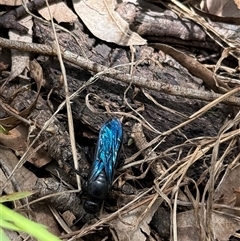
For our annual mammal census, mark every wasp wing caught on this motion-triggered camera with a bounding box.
[89,118,123,184]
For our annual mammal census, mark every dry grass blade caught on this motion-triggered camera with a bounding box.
[150,43,229,93]
[131,123,166,176]
[60,189,155,239]
[172,146,201,241]
[168,0,236,48]
[44,0,81,191]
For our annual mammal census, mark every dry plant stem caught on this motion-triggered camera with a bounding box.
[63,52,240,106]
[0,158,20,194]
[123,84,161,134]
[60,189,154,239]
[0,0,54,33]
[1,37,240,106]
[169,0,240,62]
[234,233,240,239]
[142,89,188,118]
[85,97,161,134]
[124,125,238,180]
[156,128,240,196]
[214,138,237,182]
[18,189,80,210]
[45,0,81,191]
[131,123,166,176]
[150,43,229,93]
[153,184,174,239]
[124,87,240,168]
[123,48,162,134]
[215,153,240,194]
[1,75,97,191]
[185,180,201,233]
[189,1,240,25]
[203,115,240,239]
[48,204,72,234]
[177,201,240,212]
[168,0,234,49]
[22,0,87,59]
[172,146,200,241]
[135,193,159,230]
[156,127,240,239]
[0,98,31,127]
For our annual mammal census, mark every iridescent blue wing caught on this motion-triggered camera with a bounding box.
[89,118,123,183]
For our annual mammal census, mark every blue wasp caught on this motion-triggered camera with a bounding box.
[83,118,123,214]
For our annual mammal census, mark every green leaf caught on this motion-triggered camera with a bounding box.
[0,228,11,241]
[0,125,8,134]
[0,191,33,203]
[127,138,134,146]
[0,219,21,232]
[0,204,62,241]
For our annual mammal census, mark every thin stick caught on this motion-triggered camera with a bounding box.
[1,37,240,106]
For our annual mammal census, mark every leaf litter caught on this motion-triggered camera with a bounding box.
[1,0,240,241]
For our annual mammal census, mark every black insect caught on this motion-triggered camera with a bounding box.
[83,118,123,214]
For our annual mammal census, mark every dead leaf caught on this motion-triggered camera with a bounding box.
[213,164,240,217]
[0,147,37,193]
[72,0,146,46]
[0,0,22,5]
[214,163,240,206]
[177,209,240,241]
[33,203,61,236]
[38,0,77,23]
[206,0,240,17]
[0,124,51,167]
[234,0,240,9]
[8,15,33,82]
[0,60,43,130]
[110,199,161,241]
[0,124,28,151]
[27,148,52,167]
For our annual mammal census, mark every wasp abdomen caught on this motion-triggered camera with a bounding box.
[86,171,110,200]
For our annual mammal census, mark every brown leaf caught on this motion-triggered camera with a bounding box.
[206,0,240,17]
[0,124,51,167]
[110,199,161,241]
[214,164,240,206]
[0,124,27,151]
[0,60,43,130]
[234,0,240,9]
[38,0,77,23]
[177,210,240,241]
[72,0,146,46]
[0,147,37,193]
[0,0,22,5]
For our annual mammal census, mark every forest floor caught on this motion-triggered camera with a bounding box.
[1,0,240,240]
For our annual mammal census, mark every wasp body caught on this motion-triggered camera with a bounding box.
[83,118,123,214]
